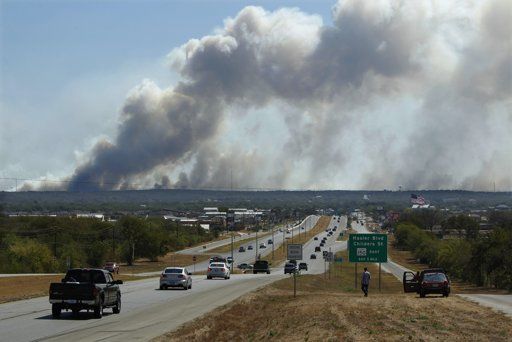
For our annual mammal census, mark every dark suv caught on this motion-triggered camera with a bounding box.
[253,260,270,274]
[403,268,451,298]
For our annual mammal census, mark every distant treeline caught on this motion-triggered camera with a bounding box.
[394,211,512,291]
[2,189,511,213]
[0,216,217,273]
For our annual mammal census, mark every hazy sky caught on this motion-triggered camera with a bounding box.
[1,0,510,191]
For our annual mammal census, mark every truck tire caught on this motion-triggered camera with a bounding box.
[94,302,103,318]
[113,295,121,314]
[52,304,61,319]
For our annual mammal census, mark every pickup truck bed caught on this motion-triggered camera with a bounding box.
[49,268,122,318]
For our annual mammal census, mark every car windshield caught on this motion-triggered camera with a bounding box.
[210,263,225,268]
[254,261,268,266]
[65,270,106,283]
[423,273,447,282]
[165,268,183,274]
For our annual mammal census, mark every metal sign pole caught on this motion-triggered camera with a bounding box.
[355,262,358,289]
[293,271,297,298]
[379,262,381,292]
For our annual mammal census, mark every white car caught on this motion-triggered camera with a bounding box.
[160,267,192,290]
[207,262,231,279]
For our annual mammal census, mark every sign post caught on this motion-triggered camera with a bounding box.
[348,233,388,291]
[287,244,302,298]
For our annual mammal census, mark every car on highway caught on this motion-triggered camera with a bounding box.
[103,262,120,274]
[259,243,267,248]
[298,263,308,271]
[288,259,297,266]
[207,262,231,280]
[267,239,273,244]
[248,245,254,250]
[160,267,192,290]
[209,256,227,264]
[237,263,250,269]
[320,242,325,247]
[49,268,122,319]
[314,237,318,240]
[284,263,297,274]
[239,246,246,252]
[315,246,321,252]
[253,260,271,274]
[403,269,451,298]
[310,254,317,259]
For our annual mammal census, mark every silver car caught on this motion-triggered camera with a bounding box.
[159,267,192,290]
[207,262,231,279]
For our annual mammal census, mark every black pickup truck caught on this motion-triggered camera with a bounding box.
[49,268,123,318]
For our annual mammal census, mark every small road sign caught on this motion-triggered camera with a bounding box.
[287,244,303,261]
[193,255,197,262]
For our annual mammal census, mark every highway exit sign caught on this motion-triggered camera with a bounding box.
[348,234,387,263]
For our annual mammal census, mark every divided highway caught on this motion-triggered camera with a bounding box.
[0,215,344,342]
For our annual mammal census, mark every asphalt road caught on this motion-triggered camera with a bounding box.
[0,273,286,342]
[0,215,345,342]
[136,215,321,276]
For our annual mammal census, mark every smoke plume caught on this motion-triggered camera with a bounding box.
[65,0,511,191]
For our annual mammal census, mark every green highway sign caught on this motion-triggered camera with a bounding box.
[348,234,387,263]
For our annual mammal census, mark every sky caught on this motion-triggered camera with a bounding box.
[0,0,511,191]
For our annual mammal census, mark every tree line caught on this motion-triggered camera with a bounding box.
[0,216,217,273]
[393,211,512,291]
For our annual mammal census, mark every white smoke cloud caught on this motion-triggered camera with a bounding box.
[63,0,511,191]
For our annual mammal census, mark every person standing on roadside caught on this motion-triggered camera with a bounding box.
[361,267,371,297]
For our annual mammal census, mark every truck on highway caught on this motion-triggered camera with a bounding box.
[253,260,270,274]
[49,268,123,319]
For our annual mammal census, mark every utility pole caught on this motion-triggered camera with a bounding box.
[255,229,258,261]
[112,227,115,259]
[271,224,275,260]
[53,227,58,258]
[230,234,234,272]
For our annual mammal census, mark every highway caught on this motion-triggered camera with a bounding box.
[0,215,343,342]
[137,215,320,276]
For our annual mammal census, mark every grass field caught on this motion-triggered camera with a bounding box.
[157,253,512,342]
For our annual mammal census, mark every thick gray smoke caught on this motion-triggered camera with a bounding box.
[66,0,512,191]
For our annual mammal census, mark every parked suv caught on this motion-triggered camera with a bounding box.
[253,260,270,274]
[403,268,451,298]
[160,267,192,290]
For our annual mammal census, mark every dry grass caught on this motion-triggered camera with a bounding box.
[121,253,212,274]
[262,216,331,265]
[156,259,512,342]
[0,273,151,304]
